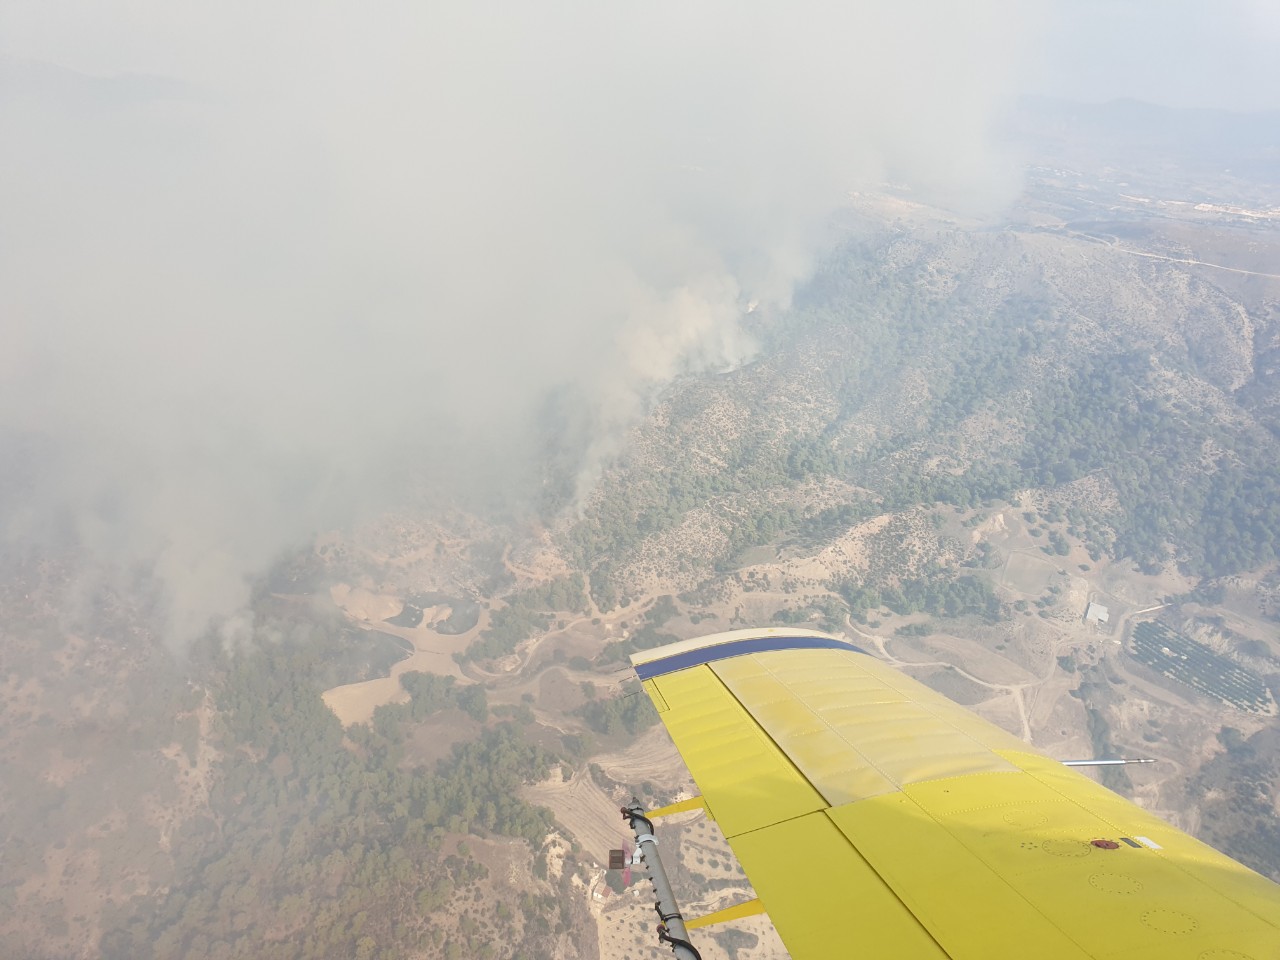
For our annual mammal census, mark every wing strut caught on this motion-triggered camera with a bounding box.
[621,802,703,960]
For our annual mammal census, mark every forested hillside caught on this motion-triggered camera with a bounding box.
[98,620,581,960]
[568,211,1280,605]
[6,193,1279,959]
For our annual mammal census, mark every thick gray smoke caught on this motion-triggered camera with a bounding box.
[1,2,1044,644]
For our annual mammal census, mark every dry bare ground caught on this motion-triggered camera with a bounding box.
[328,487,1276,952]
[593,725,693,795]
[521,730,694,871]
[523,767,622,868]
[322,582,479,726]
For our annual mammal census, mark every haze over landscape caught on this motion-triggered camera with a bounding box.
[2,3,1280,959]
[2,1,1047,641]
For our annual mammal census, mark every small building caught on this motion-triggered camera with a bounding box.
[1085,602,1110,624]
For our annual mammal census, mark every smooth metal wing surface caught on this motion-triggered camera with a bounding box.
[632,629,1280,960]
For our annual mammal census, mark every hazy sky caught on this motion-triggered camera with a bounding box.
[5,1,1280,110]
[1032,0,1280,111]
[1,1,1275,645]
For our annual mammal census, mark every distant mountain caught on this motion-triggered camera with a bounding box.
[1004,95,1280,197]
[1013,95,1280,160]
[0,54,204,113]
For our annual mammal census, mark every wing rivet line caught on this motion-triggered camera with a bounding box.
[1089,873,1143,895]
[1042,838,1094,858]
[1141,909,1200,935]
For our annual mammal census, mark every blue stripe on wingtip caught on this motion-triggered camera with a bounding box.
[634,635,865,680]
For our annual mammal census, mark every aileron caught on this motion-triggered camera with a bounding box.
[649,663,826,837]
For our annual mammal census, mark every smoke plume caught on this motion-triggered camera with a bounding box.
[1,2,1043,643]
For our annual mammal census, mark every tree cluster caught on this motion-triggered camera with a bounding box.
[464,575,586,662]
[575,682,658,738]
[101,624,558,960]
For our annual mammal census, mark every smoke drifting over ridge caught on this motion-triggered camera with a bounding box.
[1,2,1041,644]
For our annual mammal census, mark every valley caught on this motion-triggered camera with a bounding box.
[4,105,1280,958]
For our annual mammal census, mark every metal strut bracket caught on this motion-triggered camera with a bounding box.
[621,801,703,960]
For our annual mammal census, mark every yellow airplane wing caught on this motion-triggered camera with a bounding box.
[631,628,1280,960]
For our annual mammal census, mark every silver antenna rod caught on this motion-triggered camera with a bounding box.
[1061,758,1157,767]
